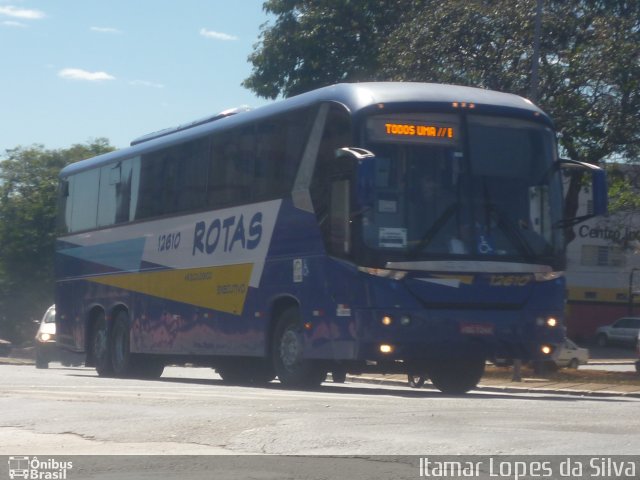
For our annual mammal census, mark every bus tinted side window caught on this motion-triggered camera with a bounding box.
[209,125,255,208]
[136,138,209,219]
[254,108,311,200]
[208,106,314,209]
[97,157,140,227]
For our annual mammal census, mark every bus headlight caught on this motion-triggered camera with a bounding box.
[536,316,559,328]
[541,345,553,355]
[380,344,395,354]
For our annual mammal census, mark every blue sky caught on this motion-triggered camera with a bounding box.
[0,0,272,152]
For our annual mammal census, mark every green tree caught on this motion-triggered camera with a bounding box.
[381,0,639,239]
[243,0,414,98]
[246,0,639,240]
[0,139,114,342]
[380,0,640,165]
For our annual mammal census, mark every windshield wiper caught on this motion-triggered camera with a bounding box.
[485,203,537,260]
[409,203,459,256]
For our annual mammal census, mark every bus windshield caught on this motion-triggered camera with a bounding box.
[360,113,564,266]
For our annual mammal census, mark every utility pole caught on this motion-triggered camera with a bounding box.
[513,0,543,382]
[530,0,543,103]
[629,268,640,315]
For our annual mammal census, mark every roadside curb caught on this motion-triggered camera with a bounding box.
[0,357,34,366]
[346,375,640,399]
[2,357,638,398]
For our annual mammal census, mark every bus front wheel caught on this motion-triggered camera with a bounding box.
[427,355,485,395]
[131,356,164,379]
[217,359,275,385]
[272,307,326,388]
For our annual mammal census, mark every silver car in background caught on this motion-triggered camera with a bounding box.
[595,317,640,347]
[635,330,639,374]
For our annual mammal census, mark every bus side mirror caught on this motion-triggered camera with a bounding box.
[335,147,375,208]
[590,168,608,216]
[557,158,608,228]
[559,159,608,225]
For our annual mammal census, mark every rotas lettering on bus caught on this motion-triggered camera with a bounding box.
[192,212,262,255]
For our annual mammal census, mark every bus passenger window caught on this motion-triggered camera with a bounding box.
[69,169,100,232]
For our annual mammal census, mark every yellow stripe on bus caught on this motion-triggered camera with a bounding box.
[88,264,253,315]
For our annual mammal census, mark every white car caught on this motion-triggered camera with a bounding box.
[35,305,57,368]
[553,339,589,369]
[34,305,82,369]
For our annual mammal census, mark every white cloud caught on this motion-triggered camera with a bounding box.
[58,68,115,82]
[199,28,237,41]
[0,5,45,19]
[2,20,25,27]
[90,26,121,34]
[129,80,164,89]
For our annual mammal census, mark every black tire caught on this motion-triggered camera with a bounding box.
[35,349,49,369]
[131,356,164,379]
[217,359,274,385]
[110,311,134,377]
[408,374,426,388]
[331,368,347,383]
[568,358,579,369]
[92,312,112,377]
[596,334,608,347]
[427,355,485,395]
[272,307,326,388]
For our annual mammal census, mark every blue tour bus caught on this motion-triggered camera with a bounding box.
[55,82,606,393]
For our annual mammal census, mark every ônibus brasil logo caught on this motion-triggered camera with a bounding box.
[8,457,73,480]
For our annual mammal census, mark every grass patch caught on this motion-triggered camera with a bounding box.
[484,365,640,385]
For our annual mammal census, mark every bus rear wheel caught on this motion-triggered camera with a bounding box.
[427,355,485,395]
[110,311,134,377]
[272,307,326,388]
[92,312,112,377]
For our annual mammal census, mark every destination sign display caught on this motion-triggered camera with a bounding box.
[367,115,459,145]
[384,122,454,139]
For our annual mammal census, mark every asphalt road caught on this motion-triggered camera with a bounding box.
[1,364,639,458]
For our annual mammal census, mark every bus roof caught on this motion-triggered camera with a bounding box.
[60,82,550,177]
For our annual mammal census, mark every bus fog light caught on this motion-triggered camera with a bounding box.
[380,344,394,354]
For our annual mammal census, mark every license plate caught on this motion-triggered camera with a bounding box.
[460,322,494,335]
